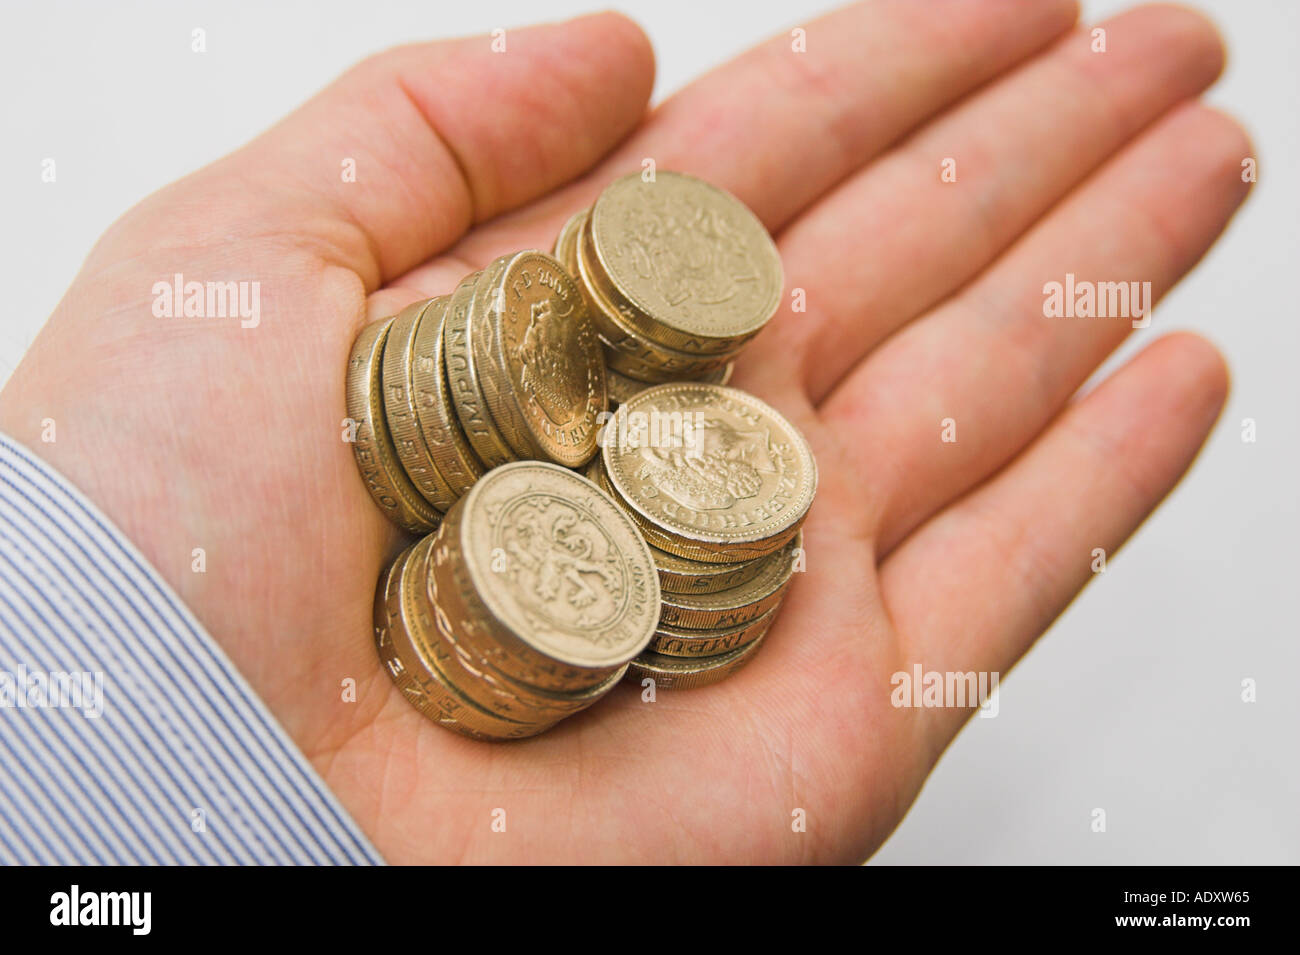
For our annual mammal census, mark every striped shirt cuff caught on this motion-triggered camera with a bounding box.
[0,433,383,864]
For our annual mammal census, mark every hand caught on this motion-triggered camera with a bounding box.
[0,1,1249,863]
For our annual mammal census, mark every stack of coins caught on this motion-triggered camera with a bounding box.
[590,382,817,689]
[374,461,661,740]
[552,171,782,406]
[357,171,817,734]
[347,250,606,533]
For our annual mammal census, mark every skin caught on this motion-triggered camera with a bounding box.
[0,1,1251,863]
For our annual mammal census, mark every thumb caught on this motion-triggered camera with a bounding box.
[90,12,655,288]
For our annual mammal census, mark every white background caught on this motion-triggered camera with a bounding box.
[1,0,1295,863]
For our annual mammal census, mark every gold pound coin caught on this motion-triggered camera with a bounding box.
[410,534,618,725]
[587,455,772,594]
[575,213,736,381]
[560,208,731,382]
[627,630,770,691]
[586,171,782,354]
[473,250,606,467]
[417,531,628,721]
[443,267,516,469]
[446,460,661,681]
[409,294,485,496]
[374,548,550,741]
[346,318,441,534]
[432,509,625,693]
[657,532,800,630]
[647,606,777,658]
[381,299,459,512]
[601,383,817,562]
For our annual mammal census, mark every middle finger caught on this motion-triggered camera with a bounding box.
[823,100,1251,554]
[740,4,1225,403]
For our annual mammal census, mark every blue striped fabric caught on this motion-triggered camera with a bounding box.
[0,433,383,865]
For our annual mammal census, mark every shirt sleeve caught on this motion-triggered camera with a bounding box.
[0,433,384,865]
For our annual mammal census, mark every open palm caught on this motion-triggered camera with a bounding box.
[0,1,1249,863]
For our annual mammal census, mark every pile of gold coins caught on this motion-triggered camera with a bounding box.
[589,383,815,689]
[346,249,606,534]
[553,171,782,406]
[349,170,817,740]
